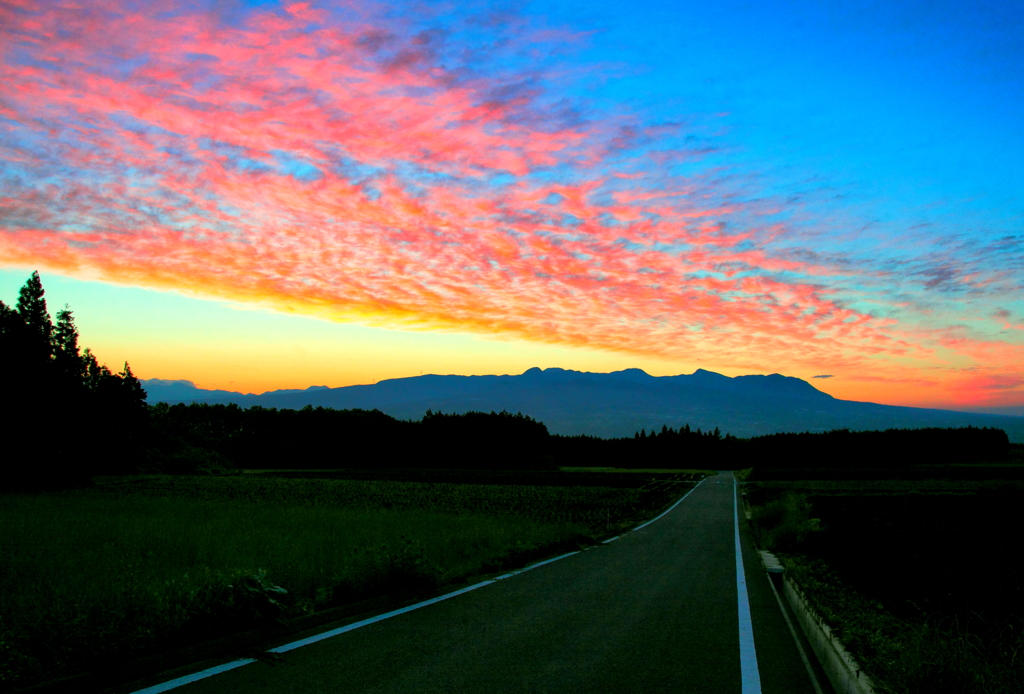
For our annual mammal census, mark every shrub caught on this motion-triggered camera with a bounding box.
[750,491,821,552]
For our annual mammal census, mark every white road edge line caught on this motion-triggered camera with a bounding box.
[735,476,763,694]
[132,477,708,694]
[130,553,582,693]
[493,551,580,581]
[604,476,704,541]
[765,570,827,694]
[269,581,500,654]
[632,478,705,532]
[130,659,257,694]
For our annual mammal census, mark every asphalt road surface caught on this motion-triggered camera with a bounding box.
[135,473,823,693]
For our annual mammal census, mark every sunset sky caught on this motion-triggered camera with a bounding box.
[1,0,1022,409]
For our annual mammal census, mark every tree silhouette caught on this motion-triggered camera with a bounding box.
[16,271,53,354]
[52,306,84,383]
[1,272,149,488]
[119,362,147,411]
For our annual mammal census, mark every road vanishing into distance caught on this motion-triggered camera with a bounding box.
[132,474,825,694]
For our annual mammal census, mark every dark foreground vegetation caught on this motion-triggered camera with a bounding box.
[746,448,1024,694]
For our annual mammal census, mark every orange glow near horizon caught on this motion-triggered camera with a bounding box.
[0,269,1013,413]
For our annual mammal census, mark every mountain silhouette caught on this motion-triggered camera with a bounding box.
[142,368,1024,442]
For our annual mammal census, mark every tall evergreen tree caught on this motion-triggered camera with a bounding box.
[119,362,148,412]
[83,347,111,388]
[4,275,56,487]
[53,305,80,356]
[16,271,52,352]
[52,306,85,385]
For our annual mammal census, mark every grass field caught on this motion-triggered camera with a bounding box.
[95,472,699,527]
[0,471,699,691]
[746,474,1024,694]
[240,467,710,491]
[748,477,1024,493]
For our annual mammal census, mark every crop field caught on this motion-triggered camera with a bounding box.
[746,475,1024,694]
[748,476,1024,493]
[97,471,699,528]
[746,465,1024,483]
[0,472,699,692]
[250,467,710,487]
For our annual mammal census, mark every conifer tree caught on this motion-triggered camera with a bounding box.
[0,299,24,354]
[83,347,112,388]
[4,275,56,487]
[53,306,85,385]
[16,271,52,352]
[0,297,31,393]
[119,362,147,412]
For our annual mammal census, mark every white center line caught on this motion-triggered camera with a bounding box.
[735,476,762,693]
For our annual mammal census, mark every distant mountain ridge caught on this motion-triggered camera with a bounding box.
[141,367,1024,442]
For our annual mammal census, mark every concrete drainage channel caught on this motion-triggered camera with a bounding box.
[759,550,877,694]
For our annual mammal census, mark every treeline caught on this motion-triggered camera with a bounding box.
[550,424,732,468]
[146,404,1009,472]
[1,272,148,489]
[148,404,552,471]
[742,426,1009,468]
[556,425,1009,468]
[146,405,721,471]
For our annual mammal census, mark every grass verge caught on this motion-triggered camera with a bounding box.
[782,556,1024,694]
[746,485,1024,694]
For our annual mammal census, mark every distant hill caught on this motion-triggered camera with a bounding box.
[143,379,328,402]
[142,368,1024,443]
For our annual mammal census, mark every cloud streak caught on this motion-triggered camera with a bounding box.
[1,0,1021,406]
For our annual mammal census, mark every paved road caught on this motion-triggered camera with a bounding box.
[136,473,821,693]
